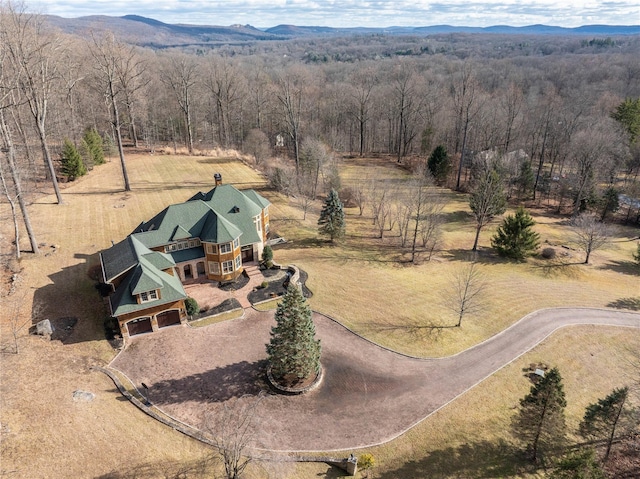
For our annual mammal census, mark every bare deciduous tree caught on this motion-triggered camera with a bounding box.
[243,128,270,165]
[160,53,199,154]
[204,394,264,479]
[89,33,135,191]
[0,32,38,256]
[571,213,610,264]
[1,2,64,203]
[444,261,486,327]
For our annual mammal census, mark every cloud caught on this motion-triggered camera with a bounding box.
[36,0,640,28]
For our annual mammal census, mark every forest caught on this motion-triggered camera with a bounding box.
[1,1,640,257]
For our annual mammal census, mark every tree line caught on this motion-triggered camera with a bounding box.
[1,1,640,259]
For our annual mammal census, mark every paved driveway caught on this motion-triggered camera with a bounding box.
[110,308,640,452]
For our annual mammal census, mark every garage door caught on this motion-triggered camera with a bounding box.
[157,310,181,328]
[127,317,152,336]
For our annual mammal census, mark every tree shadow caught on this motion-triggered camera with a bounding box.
[94,456,215,479]
[31,252,108,345]
[597,260,640,276]
[606,297,640,311]
[443,248,501,264]
[531,258,585,279]
[441,209,472,223]
[377,439,531,479]
[146,359,270,406]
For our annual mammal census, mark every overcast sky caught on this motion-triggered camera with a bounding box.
[37,1,639,29]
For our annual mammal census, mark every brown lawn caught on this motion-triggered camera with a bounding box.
[0,151,638,478]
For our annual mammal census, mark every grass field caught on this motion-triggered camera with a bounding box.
[0,151,638,478]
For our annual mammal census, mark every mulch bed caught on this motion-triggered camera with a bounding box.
[191,298,242,319]
[217,271,250,291]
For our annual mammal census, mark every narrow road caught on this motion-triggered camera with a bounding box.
[110,308,639,452]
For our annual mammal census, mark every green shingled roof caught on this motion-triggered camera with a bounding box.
[200,210,243,244]
[110,265,186,317]
[101,183,270,319]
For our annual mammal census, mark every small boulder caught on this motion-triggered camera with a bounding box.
[36,319,54,337]
[72,390,95,402]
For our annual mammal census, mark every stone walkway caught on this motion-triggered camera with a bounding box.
[183,264,268,311]
[110,307,640,452]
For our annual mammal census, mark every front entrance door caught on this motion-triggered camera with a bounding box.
[241,246,254,262]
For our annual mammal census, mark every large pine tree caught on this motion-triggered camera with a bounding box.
[579,387,630,462]
[266,285,321,385]
[491,206,540,261]
[512,367,567,462]
[318,188,345,242]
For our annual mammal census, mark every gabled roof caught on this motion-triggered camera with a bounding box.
[101,235,172,284]
[242,189,271,209]
[109,263,186,317]
[136,183,269,248]
[129,258,164,295]
[100,183,271,318]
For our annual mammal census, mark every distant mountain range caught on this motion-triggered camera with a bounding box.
[43,14,640,48]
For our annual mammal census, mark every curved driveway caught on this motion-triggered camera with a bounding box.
[110,308,640,452]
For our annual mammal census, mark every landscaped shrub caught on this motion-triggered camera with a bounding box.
[185,297,199,316]
[260,281,268,289]
[541,247,557,259]
[262,245,273,265]
[358,453,375,473]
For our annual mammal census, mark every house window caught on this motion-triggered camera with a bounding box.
[167,239,201,253]
[235,255,241,270]
[233,238,240,249]
[222,260,234,274]
[208,261,219,274]
[220,243,232,254]
[265,222,270,234]
[140,290,158,303]
[254,216,261,234]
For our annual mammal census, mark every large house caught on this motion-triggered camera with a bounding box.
[100,180,270,338]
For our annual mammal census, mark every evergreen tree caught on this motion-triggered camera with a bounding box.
[266,285,321,384]
[60,139,86,180]
[549,449,605,479]
[469,168,507,251]
[318,188,346,241]
[491,206,540,261]
[516,159,535,199]
[579,387,630,462]
[427,145,450,183]
[261,245,273,267]
[599,186,619,221]
[611,97,640,144]
[82,127,105,166]
[512,367,567,462]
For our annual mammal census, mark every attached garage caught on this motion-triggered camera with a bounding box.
[126,317,152,336]
[157,310,181,328]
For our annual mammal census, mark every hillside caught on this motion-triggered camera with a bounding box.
[43,14,640,48]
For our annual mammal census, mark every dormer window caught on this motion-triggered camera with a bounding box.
[139,290,158,303]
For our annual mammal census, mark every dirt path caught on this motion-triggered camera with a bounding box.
[110,307,640,452]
